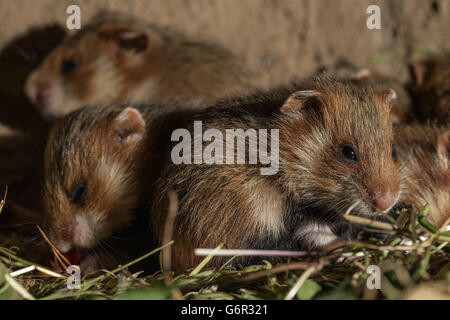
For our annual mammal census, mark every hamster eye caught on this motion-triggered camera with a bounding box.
[338,144,359,163]
[70,183,87,205]
[61,59,78,75]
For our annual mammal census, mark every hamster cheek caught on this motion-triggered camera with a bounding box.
[45,82,81,116]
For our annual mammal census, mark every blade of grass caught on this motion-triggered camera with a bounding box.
[284,264,321,300]
[190,243,224,277]
[343,214,395,230]
[0,247,66,279]
[0,186,7,215]
[4,273,35,300]
[36,225,71,268]
[82,241,174,289]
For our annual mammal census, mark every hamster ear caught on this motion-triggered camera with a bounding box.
[100,27,148,54]
[437,130,450,166]
[280,90,323,113]
[113,107,145,147]
[379,89,397,112]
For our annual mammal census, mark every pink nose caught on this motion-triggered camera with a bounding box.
[371,191,397,212]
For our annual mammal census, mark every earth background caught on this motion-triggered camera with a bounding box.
[1,0,449,89]
[0,0,449,212]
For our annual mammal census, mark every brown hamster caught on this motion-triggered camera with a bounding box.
[42,104,152,255]
[40,97,202,272]
[25,17,251,117]
[394,123,450,229]
[408,54,450,125]
[150,76,400,270]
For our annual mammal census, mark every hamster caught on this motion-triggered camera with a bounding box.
[150,76,400,270]
[25,17,251,117]
[393,123,450,229]
[408,54,450,125]
[41,104,153,260]
[40,95,206,273]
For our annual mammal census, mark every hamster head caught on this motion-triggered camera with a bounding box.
[25,22,161,117]
[42,105,146,253]
[395,125,450,229]
[279,79,400,219]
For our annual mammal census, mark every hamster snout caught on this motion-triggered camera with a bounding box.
[370,190,399,213]
[25,70,73,117]
[24,73,44,107]
[46,214,103,253]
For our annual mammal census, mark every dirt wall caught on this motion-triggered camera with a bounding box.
[1,0,449,89]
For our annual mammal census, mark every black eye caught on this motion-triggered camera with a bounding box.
[392,146,397,161]
[61,59,78,75]
[70,183,87,204]
[338,144,359,163]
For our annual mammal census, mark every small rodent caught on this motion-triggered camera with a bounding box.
[40,96,201,272]
[41,104,153,261]
[408,54,450,125]
[25,16,251,117]
[393,123,450,229]
[150,76,400,270]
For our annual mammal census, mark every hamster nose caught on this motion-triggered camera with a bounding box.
[371,191,398,212]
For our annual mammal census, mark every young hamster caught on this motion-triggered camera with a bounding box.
[150,76,400,270]
[393,123,449,229]
[25,17,251,117]
[40,96,205,273]
[408,54,450,125]
[42,104,152,257]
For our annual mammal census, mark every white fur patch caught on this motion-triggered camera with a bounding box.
[96,157,129,199]
[295,223,337,248]
[249,184,285,237]
[73,213,99,247]
[47,79,82,116]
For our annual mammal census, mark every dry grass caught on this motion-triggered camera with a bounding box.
[1,198,449,300]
